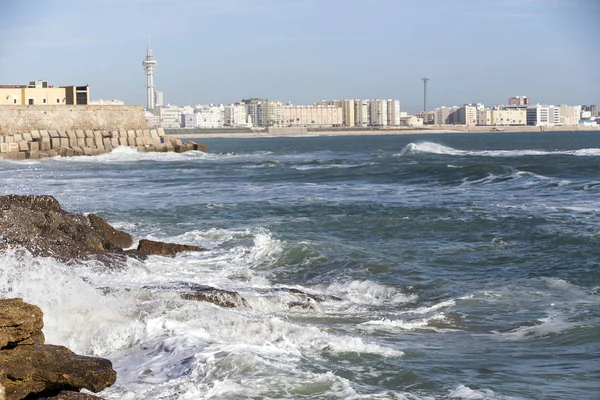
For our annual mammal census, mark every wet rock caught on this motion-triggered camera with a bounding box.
[136,239,203,257]
[287,301,316,311]
[0,344,116,400]
[88,214,133,250]
[0,195,133,262]
[181,286,249,308]
[275,287,342,303]
[143,282,249,308]
[0,298,44,349]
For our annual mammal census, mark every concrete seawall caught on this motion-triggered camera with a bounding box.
[0,105,148,136]
[0,128,206,160]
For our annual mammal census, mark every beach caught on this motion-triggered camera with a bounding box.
[167,124,600,139]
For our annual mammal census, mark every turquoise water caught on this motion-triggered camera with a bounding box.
[1,131,599,399]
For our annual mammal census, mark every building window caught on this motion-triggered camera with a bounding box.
[42,98,47,104]
[56,98,60,104]
[13,98,17,104]
[28,99,34,105]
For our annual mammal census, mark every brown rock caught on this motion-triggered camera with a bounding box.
[0,298,44,349]
[0,195,135,263]
[137,239,203,257]
[88,214,133,250]
[0,344,116,400]
[0,195,62,214]
[182,286,249,308]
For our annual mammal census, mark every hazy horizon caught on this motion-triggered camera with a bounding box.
[1,0,598,112]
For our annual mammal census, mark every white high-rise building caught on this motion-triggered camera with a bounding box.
[194,104,225,128]
[354,100,369,127]
[154,90,164,108]
[387,100,401,126]
[527,105,560,126]
[369,99,388,126]
[155,105,193,128]
[224,104,252,127]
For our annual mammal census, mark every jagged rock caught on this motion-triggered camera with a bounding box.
[143,282,248,308]
[0,298,44,349]
[275,287,342,303]
[48,391,104,399]
[0,344,116,400]
[88,214,133,250]
[136,239,203,257]
[0,195,133,262]
[181,286,249,308]
[287,301,316,311]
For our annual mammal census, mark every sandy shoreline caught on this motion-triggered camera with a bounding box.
[167,126,599,139]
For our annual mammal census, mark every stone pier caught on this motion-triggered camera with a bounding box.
[0,128,207,160]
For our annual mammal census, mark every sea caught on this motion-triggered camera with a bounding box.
[1,131,599,400]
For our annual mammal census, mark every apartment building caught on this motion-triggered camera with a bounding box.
[434,106,460,125]
[369,99,388,127]
[282,104,343,127]
[526,105,560,126]
[154,105,194,128]
[314,99,356,127]
[477,107,526,126]
[558,105,582,126]
[224,104,252,128]
[194,104,225,128]
[387,100,401,126]
[354,100,369,127]
[508,96,530,106]
[457,104,478,126]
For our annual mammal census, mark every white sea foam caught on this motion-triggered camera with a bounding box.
[491,312,574,341]
[321,280,418,307]
[50,146,208,163]
[358,313,450,332]
[449,385,516,399]
[0,243,406,400]
[399,141,600,158]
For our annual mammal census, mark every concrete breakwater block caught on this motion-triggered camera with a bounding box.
[0,130,206,160]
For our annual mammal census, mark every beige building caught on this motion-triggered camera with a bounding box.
[0,80,89,106]
[477,107,527,126]
[458,105,478,126]
[558,105,582,126]
[400,115,424,127]
[282,104,343,127]
[314,99,358,127]
[434,106,460,125]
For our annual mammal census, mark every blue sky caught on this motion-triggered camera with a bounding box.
[1,0,598,112]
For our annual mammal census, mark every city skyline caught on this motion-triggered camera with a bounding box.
[1,0,599,112]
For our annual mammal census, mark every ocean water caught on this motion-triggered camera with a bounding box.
[1,131,599,400]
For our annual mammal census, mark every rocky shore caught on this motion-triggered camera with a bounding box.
[0,298,116,400]
[0,195,209,399]
[0,195,333,399]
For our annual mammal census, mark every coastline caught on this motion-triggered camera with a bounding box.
[167,125,600,139]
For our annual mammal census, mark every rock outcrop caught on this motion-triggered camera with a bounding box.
[0,299,116,400]
[181,286,249,308]
[137,239,203,257]
[0,195,203,262]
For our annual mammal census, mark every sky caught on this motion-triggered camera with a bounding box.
[0,0,598,112]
